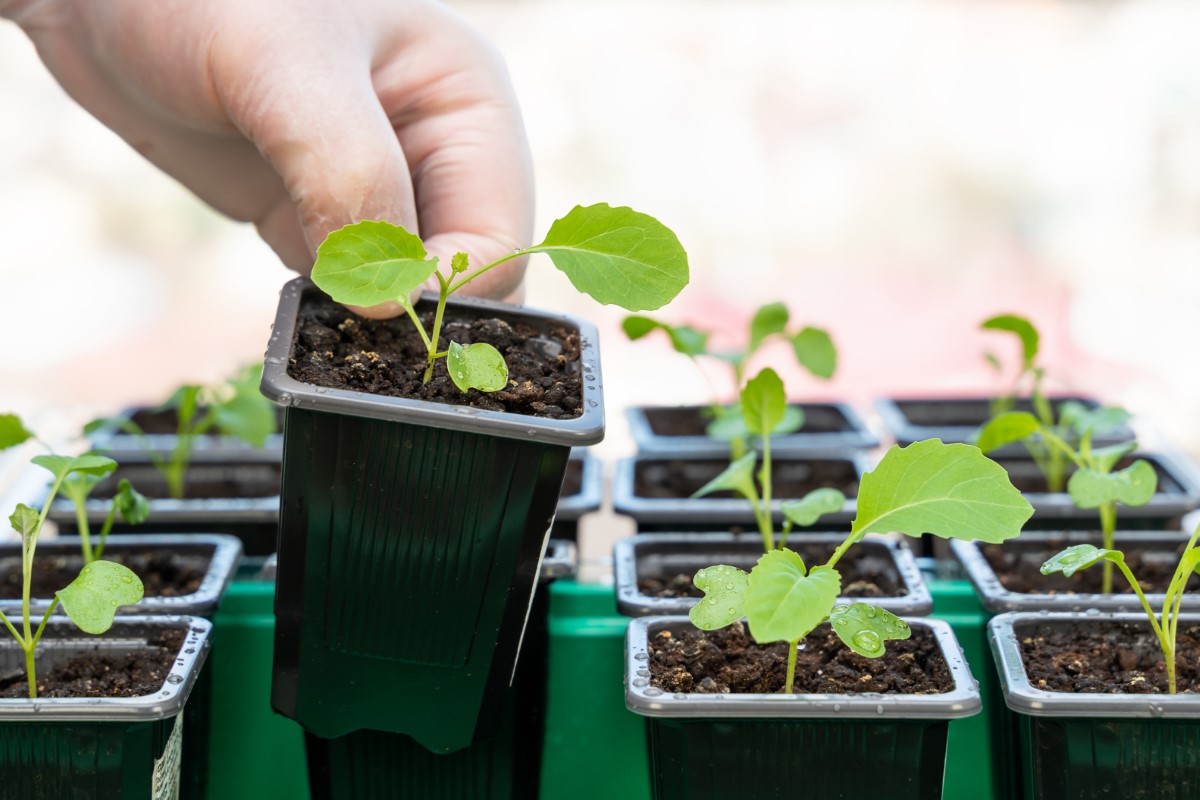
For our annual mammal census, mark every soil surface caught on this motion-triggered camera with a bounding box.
[127,406,284,436]
[644,405,852,437]
[561,460,583,498]
[1019,620,1200,693]
[996,455,1181,495]
[0,549,208,599]
[982,540,1200,595]
[634,459,858,500]
[88,462,281,501]
[288,295,584,419]
[0,628,185,698]
[649,621,953,694]
[896,397,1090,428]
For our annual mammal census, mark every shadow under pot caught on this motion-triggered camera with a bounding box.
[611,453,864,533]
[261,279,603,753]
[87,404,285,464]
[614,532,931,617]
[552,448,603,543]
[989,612,1200,800]
[626,616,979,800]
[625,402,879,457]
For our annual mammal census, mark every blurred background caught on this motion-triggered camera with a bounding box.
[3,0,1200,466]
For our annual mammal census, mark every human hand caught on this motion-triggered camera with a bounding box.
[2,0,533,317]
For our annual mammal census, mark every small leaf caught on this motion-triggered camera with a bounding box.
[450,252,470,274]
[115,480,150,525]
[692,452,758,500]
[774,405,805,436]
[981,314,1040,369]
[688,565,749,631]
[791,327,837,379]
[1067,460,1157,509]
[705,410,750,443]
[446,341,509,393]
[32,454,117,484]
[620,315,708,357]
[1060,402,1129,438]
[829,603,911,658]
[741,368,786,437]
[56,560,144,635]
[60,471,105,507]
[621,315,661,340]
[8,504,39,541]
[311,220,439,307]
[209,364,277,448]
[976,411,1041,454]
[1040,544,1124,578]
[744,551,840,644]
[0,414,34,450]
[781,488,847,527]
[1091,441,1137,474]
[530,204,689,312]
[983,352,1002,372]
[748,302,789,353]
[170,385,202,430]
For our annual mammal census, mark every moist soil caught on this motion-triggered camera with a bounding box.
[0,628,185,698]
[1020,620,1200,694]
[634,459,858,500]
[126,406,285,436]
[649,621,952,694]
[982,540,1200,595]
[0,549,208,599]
[288,295,584,419]
[644,405,852,437]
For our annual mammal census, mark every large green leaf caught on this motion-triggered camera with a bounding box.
[851,440,1033,544]
[744,550,841,644]
[32,454,117,484]
[530,204,689,312]
[446,341,509,393]
[791,327,837,379]
[975,411,1041,454]
[1040,544,1124,578]
[0,414,33,450]
[688,564,749,631]
[748,302,789,353]
[829,603,911,658]
[692,452,758,500]
[781,488,846,527]
[56,560,144,635]
[1067,460,1157,509]
[981,314,1039,368]
[310,220,439,307]
[741,368,786,437]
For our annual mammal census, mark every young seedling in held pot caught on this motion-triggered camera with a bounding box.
[309,204,689,394]
[623,302,835,457]
[1041,524,1200,694]
[689,438,1033,693]
[977,408,1155,593]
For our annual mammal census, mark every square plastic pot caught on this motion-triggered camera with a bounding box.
[626,616,980,800]
[553,448,603,543]
[87,404,284,464]
[262,279,603,753]
[0,616,211,799]
[614,532,932,617]
[626,402,879,456]
[989,612,1200,800]
[611,452,864,533]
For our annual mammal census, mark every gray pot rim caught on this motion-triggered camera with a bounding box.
[262,278,605,446]
[556,449,603,520]
[614,532,932,617]
[626,616,979,720]
[988,611,1200,718]
[952,531,1198,614]
[0,615,211,722]
[88,406,283,463]
[540,539,576,583]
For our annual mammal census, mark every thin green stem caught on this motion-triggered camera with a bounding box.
[93,502,119,562]
[785,638,800,694]
[779,520,794,551]
[1037,427,1086,470]
[825,530,859,572]
[422,273,452,384]
[30,598,59,650]
[401,302,433,351]
[1099,502,1117,594]
[1113,560,1165,642]
[24,644,36,699]
[447,250,527,295]
[759,435,773,549]
[1112,558,1175,692]
[0,609,24,648]
[73,498,94,565]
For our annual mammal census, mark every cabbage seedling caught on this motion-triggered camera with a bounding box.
[690,439,1032,693]
[310,204,689,393]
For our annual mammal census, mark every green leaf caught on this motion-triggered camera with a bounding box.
[446,341,509,393]
[744,551,841,644]
[688,565,749,631]
[60,471,105,507]
[1091,442,1137,474]
[530,204,689,312]
[741,368,786,437]
[115,480,150,525]
[1067,460,1157,509]
[8,504,39,541]
[981,314,1040,369]
[791,327,837,379]
[1059,402,1129,437]
[829,603,911,658]
[983,352,1002,372]
[209,364,277,448]
[310,220,439,307]
[0,414,34,450]
[692,452,758,500]
[781,488,846,528]
[1040,544,1124,579]
[56,560,144,635]
[450,252,470,274]
[705,410,750,443]
[976,411,1041,453]
[32,454,117,484]
[748,302,789,353]
[168,385,203,432]
[774,405,805,436]
[620,315,709,357]
[851,440,1033,544]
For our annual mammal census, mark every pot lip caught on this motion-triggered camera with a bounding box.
[625,615,980,720]
[540,539,576,583]
[88,405,284,462]
[952,531,1198,614]
[556,448,603,520]
[262,278,605,446]
[988,611,1200,718]
[614,532,932,617]
[0,615,211,721]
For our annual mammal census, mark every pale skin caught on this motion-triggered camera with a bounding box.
[1,0,534,317]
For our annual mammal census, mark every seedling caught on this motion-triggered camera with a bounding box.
[977,409,1155,593]
[0,422,143,698]
[310,204,689,393]
[689,438,1033,693]
[1042,527,1200,694]
[624,302,835,456]
[88,364,277,500]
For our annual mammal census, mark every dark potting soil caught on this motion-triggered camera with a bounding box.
[0,628,185,698]
[126,405,284,436]
[649,621,953,694]
[895,397,1086,428]
[997,455,1183,495]
[88,462,281,500]
[288,295,584,419]
[561,460,584,498]
[0,549,208,599]
[644,405,853,437]
[1019,620,1200,694]
[634,459,859,500]
[982,540,1200,596]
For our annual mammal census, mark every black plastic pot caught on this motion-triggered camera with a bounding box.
[614,532,931,617]
[262,279,603,753]
[626,616,979,800]
[611,452,863,533]
[553,448,603,542]
[88,404,284,464]
[626,402,879,456]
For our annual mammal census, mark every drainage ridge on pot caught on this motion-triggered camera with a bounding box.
[262,279,603,753]
[614,532,931,618]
